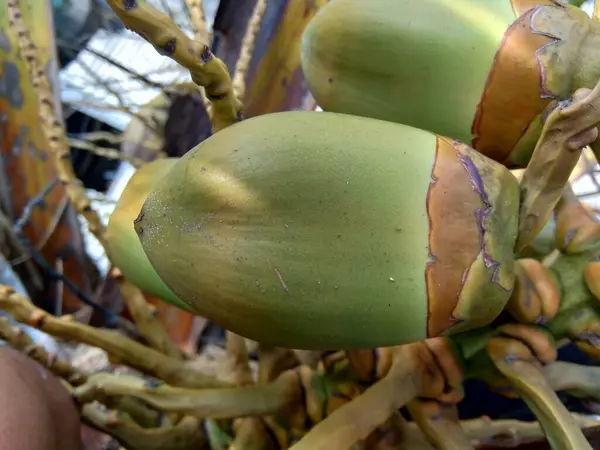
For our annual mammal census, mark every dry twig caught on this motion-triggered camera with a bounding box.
[232,0,268,101]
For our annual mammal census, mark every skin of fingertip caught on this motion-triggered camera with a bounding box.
[0,347,82,450]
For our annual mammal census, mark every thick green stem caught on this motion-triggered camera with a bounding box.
[75,372,298,419]
[82,406,206,450]
[288,356,422,450]
[489,342,591,450]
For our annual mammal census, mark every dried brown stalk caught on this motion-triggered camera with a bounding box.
[113,270,184,360]
[7,0,179,358]
[74,371,298,419]
[367,414,435,450]
[258,346,299,384]
[406,400,473,450]
[185,0,210,43]
[232,0,268,101]
[0,286,226,389]
[81,405,206,450]
[459,414,600,443]
[105,0,242,132]
[225,331,254,386]
[228,417,276,450]
[224,331,264,449]
[68,139,145,168]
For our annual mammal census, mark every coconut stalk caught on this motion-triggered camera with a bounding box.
[0,286,227,389]
[486,337,591,450]
[104,0,242,133]
[81,406,206,450]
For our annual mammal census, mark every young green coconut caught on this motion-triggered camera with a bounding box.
[300,0,600,168]
[133,79,600,350]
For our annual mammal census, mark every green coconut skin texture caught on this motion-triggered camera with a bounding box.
[106,159,195,313]
[302,0,513,145]
[300,0,600,168]
[136,111,520,350]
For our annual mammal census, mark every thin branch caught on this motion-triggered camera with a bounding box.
[68,131,124,144]
[10,195,69,266]
[57,40,168,90]
[232,0,268,101]
[13,179,59,233]
[459,413,600,444]
[112,268,184,360]
[0,286,228,389]
[69,138,145,167]
[184,0,210,43]
[66,47,160,133]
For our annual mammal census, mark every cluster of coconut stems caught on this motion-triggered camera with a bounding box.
[4,0,600,449]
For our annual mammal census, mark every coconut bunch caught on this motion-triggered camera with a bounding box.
[5,0,600,449]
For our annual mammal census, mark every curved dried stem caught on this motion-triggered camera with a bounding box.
[406,400,473,450]
[224,331,268,449]
[364,413,435,450]
[225,331,254,386]
[232,0,268,101]
[0,286,226,389]
[74,371,298,420]
[82,405,206,450]
[228,417,276,450]
[114,271,184,360]
[68,138,145,167]
[258,346,299,384]
[105,0,242,132]
[518,80,600,250]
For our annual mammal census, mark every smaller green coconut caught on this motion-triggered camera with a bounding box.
[106,159,194,312]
